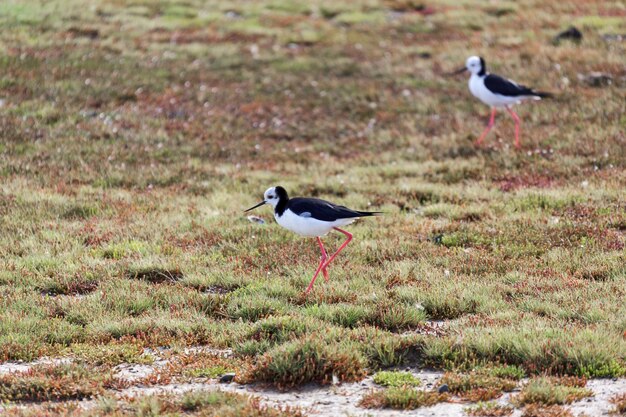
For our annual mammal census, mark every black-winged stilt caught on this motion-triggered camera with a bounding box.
[245,186,380,294]
[452,56,552,149]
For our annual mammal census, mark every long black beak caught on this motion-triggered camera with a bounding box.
[244,201,266,212]
[447,67,467,76]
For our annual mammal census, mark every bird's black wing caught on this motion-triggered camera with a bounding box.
[288,198,379,222]
[484,74,536,97]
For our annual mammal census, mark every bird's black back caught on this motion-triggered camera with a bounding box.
[287,197,380,222]
[484,74,550,98]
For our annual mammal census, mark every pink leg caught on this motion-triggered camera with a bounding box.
[305,249,328,295]
[476,108,496,145]
[506,106,521,149]
[317,237,329,281]
[305,228,353,294]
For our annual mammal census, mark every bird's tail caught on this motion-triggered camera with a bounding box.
[532,90,553,99]
[357,211,383,217]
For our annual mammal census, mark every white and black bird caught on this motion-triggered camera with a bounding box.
[245,186,380,294]
[452,56,552,149]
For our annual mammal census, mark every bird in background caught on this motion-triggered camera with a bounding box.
[452,56,552,149]
[245,186,380,294]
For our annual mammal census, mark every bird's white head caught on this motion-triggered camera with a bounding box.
[244,186,289,212]
[465,56,485,75]
[263,186,286,208]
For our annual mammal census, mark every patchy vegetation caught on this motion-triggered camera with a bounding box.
[467,402,514,417]
[521,404,575,417]
[0,0,624,413]
[373,370,421,387]
[360,386,448,409]
[610,392,626,415]
[2,390,304,417]
[440,370,519,401]
[514,377,593,406]
[250,336,367,389]
[0,363,124,402]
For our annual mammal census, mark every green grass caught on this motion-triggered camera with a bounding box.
[250,335,367,389]
[373,370,421,387]
[0,0,624,411]
[514,377,593,406]
[360,386,448,410]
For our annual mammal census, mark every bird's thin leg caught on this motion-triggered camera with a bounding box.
[506,106,521,149]
[305,244,328,294]
[320,228,353,271]
[476,108,496,145]
[317,237,329,281]
[304,228,353,294]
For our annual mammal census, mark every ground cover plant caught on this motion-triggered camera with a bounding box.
[360,386,449,409]
[2,390,305,416]
[0,0,624,414]
[514,377,593,406]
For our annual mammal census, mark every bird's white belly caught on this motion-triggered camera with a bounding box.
[469,76,524,108]
[275,210,354,237]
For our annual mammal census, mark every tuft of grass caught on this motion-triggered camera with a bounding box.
[67,343,154,366]
[186,365,232,379]
[521,404,575,417]
[37,274,99,296]
[514,377,593,406]
[466,402,514,417]
[360,387,448,410]
[609,392,626,415]
[0,363,123,402]
[373,371,421,387]
[251,336,367,389]
[439,371,518,401]
[80,390,305,416]
[126,267,184,284]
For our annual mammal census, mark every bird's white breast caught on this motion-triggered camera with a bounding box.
[469,74,524,108]
[275,209,355,237]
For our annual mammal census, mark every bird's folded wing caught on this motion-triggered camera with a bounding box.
[289,198,363,221]
[484,74,534,97]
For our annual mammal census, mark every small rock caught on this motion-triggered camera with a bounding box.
[554,26,582,44]
[225,10,241,19]
[219,373,236,383]
[247,215,265,225]
[602,34,625,43]
[579,72,613,87]
[80,109,98,118]
[438,384,450,394]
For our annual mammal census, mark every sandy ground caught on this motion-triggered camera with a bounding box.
[1,350,624,416]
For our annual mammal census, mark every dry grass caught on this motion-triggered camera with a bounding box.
[2,390,305,416]
[467,402,514,417]
[521,404,575,417]
[610,392,626,415]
